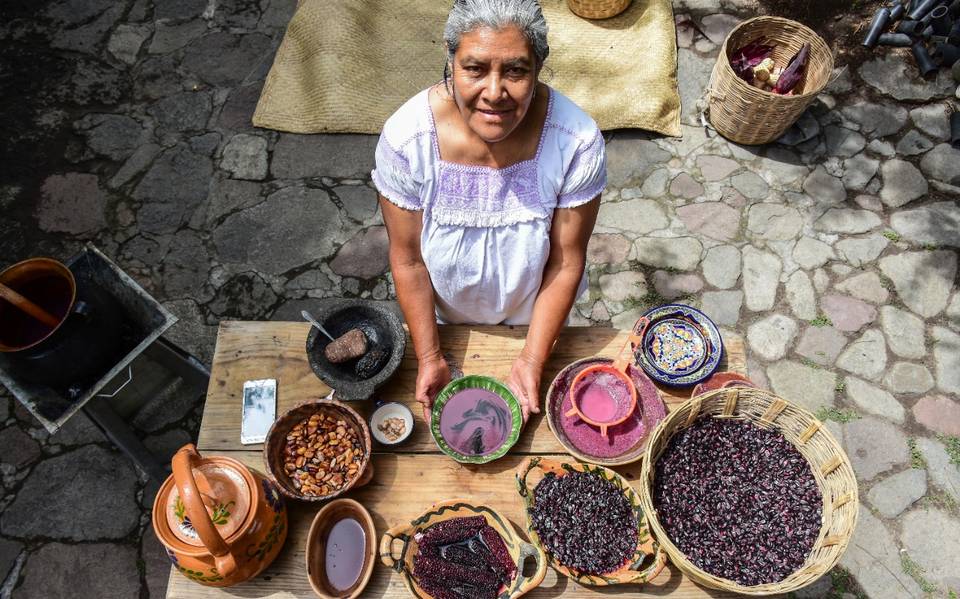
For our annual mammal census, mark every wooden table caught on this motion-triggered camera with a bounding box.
[167,322,747,598]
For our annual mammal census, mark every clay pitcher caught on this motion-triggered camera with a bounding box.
[153,444,288,587]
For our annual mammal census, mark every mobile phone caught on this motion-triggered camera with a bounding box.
[241,379,277,444]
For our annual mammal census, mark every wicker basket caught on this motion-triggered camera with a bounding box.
[707,16,833,145]
[567,0,631,19]
[638,387,859,595]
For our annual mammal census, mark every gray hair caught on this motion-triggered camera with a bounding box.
[443,0,550,68]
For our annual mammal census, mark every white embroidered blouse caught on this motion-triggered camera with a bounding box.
[371,85,607,325]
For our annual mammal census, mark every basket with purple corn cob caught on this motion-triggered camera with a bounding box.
[707,16,833,145]
[729,37,811,94]
[379,500,547,599]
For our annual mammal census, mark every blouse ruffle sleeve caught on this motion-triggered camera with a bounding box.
[371,129,423,211]
[557,125,607,209]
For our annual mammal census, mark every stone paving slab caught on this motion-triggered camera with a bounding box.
[1,0,959,596]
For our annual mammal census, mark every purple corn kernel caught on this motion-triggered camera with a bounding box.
[653,418,821,586]
[418,516,486,548]
[528,471,638,575]
[442,544,489,571]
[479,525,517,583]
[413,554,498,588]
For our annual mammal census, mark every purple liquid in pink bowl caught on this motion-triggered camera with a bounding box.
[439,388,510,456]
[573,370,633,423]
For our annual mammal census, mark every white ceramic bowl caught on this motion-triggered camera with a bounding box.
[369,402,414,445]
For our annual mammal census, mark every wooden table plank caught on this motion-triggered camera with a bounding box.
[171,323,752,599]
[165,452,749,599]
[197,322,746,452]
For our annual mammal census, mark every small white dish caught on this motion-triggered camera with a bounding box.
[369,402,414,445]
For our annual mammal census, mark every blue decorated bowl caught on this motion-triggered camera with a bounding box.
[633,305,723,387]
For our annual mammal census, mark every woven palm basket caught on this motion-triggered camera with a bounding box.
[638,387,859,595]
[567,0,631,19]
[707,16,833,145]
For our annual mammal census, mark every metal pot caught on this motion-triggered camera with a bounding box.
[0,257,125,394]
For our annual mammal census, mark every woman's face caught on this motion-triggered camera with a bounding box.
[449,25,538,143]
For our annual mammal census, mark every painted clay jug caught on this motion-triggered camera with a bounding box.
[153,444,287,587]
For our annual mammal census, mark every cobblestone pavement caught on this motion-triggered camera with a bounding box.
[1,0,960,596]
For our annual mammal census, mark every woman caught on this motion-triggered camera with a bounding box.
[372,0,605,423]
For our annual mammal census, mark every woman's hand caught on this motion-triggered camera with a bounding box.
[508,349,544,422]
[415,353,451,423]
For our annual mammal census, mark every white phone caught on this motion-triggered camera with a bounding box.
[241,379,277,444]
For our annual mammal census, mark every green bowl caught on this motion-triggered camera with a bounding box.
[430,375,523,464]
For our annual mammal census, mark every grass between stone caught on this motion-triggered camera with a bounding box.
[900,551,938,594]
[924,491,960,517]
[882,230,901,242]
[936,434,960,467]
[815,407,860,423]
[907,438,926,469]
[809,315,832,327]
[827,566,866,599]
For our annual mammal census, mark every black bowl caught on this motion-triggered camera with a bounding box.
[305,300,406,401]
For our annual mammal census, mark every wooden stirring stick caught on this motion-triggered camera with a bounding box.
[0,282,61,329]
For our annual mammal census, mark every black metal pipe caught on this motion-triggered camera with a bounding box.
[909,0,940,20]
[949,20,960,43]
[864,7,892,46]
[949,0,960,16]
[879,32,916,45]
[890,0,907,19]
[922,24,935,38]
[950,112,960,149]
[913,42,939,75]
[933,41,960,65]
[898,19,924,33]
[929,4,952,32]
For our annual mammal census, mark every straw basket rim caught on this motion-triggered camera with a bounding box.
[638,387,859,595]
[566,0,632,20]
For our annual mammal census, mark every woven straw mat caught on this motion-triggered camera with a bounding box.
[253,0,680,136]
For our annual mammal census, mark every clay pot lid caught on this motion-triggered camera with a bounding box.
[163,460,252,547]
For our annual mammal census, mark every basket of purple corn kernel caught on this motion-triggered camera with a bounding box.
[638,387,859,595]
[379,500,547,599]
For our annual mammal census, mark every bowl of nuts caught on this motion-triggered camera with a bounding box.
[263,399,373,502]
[370,401,414,446]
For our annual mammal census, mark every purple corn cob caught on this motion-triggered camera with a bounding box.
[773,43,810,94]
[449,583,499,598]
[480,525,517,584]
[414,574,461,599]
[417,572,499,599]
[414,554,498,587]
[729,38,775,82]
[418,516,486,547]
[442,544,490,571]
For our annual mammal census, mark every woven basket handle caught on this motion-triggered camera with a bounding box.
[627,542,669,584]
[827,64,848,86]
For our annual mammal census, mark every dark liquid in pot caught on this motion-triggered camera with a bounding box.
[0,275,71,348]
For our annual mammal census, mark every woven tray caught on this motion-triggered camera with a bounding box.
[638,387,858,595]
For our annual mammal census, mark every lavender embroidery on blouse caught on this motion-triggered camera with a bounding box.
[432,160,548,227]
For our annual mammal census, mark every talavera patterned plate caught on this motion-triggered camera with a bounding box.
[634,304,723,387]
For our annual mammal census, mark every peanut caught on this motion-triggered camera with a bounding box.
[282,409,365,497]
